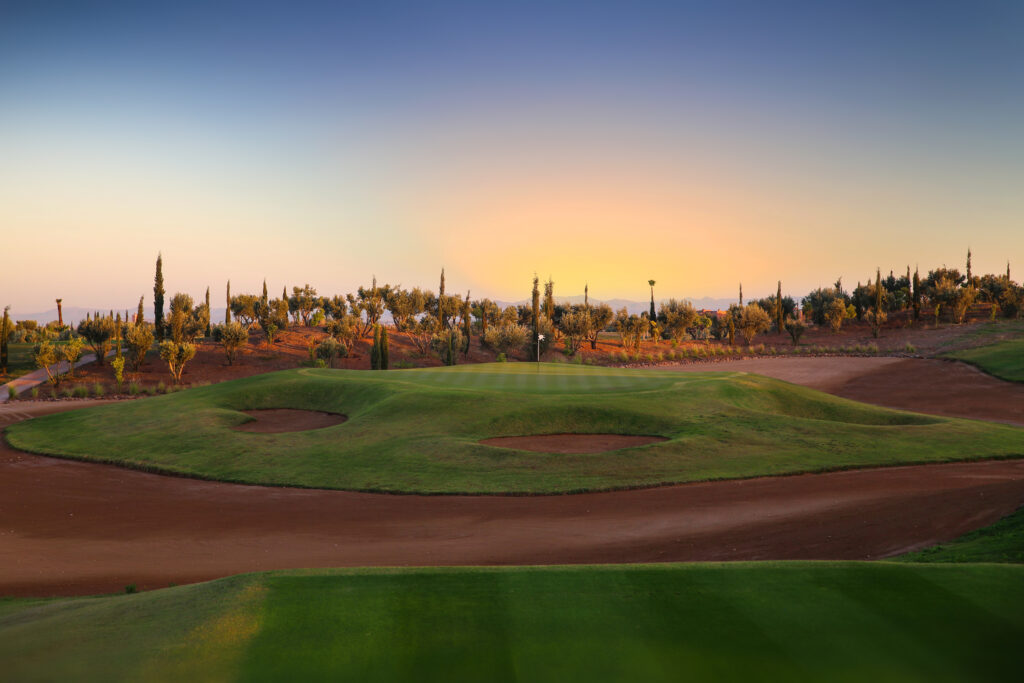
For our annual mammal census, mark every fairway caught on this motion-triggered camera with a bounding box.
[7,363,1024,494]
[2,563,1023,682]
[947,337,1024,383]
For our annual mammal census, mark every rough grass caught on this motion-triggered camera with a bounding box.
[899,505,1024,564]
[2,563,1023,682]
[946,337,1024,383]
[6,363,1024,494]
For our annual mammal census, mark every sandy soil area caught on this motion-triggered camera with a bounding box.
[3,394,1024,596]
[232,409,347,433]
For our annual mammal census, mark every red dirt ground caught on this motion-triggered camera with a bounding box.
[2,380,1024,596]
[480,434,668,454]
[232,409,347,433]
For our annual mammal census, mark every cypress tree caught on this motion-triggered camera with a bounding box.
[115,312,123,359]
[226,281,232,323]
[584,283,589,308]
[462,292,472,356]
[153,253,165,340]
[648,280,656,319]
[544,277,554,320]
[739,283,743,306]
[1,305,9,373]
[966,248,973,282]
[380,326,389,370]
[776,280,783,333]
[137,297,145,325]
[531,275,540,340]
[875,268,883,317]
[371,325,381,370]
[438,268,447,328]
[262,280,268,307]
[912,268,921,321]
[205,287,211,336]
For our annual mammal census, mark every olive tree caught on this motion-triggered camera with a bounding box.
[482,322,527,359]
[158,341,196,383]
[124,323,155,371]
[60,337,85,378]
[212,321,249,365]
[33,340,61,385]
[558,310,591,356]
[738,303,771,345]
[77,315,116,365]
[660,299,697,343]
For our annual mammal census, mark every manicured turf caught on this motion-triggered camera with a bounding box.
[946,337,1024,383]
[6,363,1024,493]
[2,563,1023,682]
[899,504,1024,564]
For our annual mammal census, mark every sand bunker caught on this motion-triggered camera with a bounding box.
[481,433,667,454]
[232,409,347,433]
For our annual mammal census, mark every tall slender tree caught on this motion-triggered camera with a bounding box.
[648,280,656,319]
[462,291,472,356]
[438,268,447,328]
[56,299,63,327]
[1,305,9,373]
[262,279,268,307]
[584,283,589,308]
[739,283,743,306]
[776,280,783,333]
[531,275,541,341]
[917,268,925,321]
[137,296,145,325]
[226,281,232,323]
[380,325,389,369]
[966,248,973,282]
[544,277,554,320]
[153,253,165,340]
[205,287,211,336]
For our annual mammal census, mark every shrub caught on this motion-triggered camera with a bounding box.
[212,321,249,365]
[77,315,116,365]
[73,385,88,398]
[496,353,507,362]
[93,383,105,397]
[61,337,85,378]
[315,336,343,368]
[482,323,527,360]
[904,343,917,353]
[30,387,39,399]
[124,584,137,594]
[62,387,74,399]
[157,342,196,383]
[154,382,166,395]
[124,323,155,371]
[32,340,61,385]
[112,355,125,389]
[128,382,141,396]
[7,385,15,400]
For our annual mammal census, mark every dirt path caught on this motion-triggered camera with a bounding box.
[3,400,1024,596]
[665,356,1024,426]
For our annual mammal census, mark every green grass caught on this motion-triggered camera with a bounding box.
[945,337,1024,383]
[6,363,1023,494]
[2,563,1023,682]
[899,505,1024,564]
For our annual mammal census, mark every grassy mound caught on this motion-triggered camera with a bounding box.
[2,563,1023,682]
[899,504,1024,564]
[6,363,1023,493]
[947,337,1024,383]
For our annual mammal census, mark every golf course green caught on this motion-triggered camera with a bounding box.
[6,363,1023,493]
[2,562,1022,682]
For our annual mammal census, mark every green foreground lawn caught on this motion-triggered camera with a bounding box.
[7,363,1024,493]
[946,337,1024,383]
[2,563,1022,682]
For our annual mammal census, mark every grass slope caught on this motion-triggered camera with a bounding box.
[946,337,1024,383]
[2,563,1023,682]
[899,504,1024,564]
[6,363,1023,494]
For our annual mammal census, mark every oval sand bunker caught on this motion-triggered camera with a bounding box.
[233,409,347,433]
[481,434,667,454]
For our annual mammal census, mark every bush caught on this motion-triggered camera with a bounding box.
[211,321,249,365]
[93,383,105,397]
[124,323,155,371]
[784,317,806,346]
[482,323,527,360]
[7,385,15,400]
[32,340,60,385]
[158,342,196,383]
[77,315,116,365]
[73,385,88,398]
[315,336,343,368]
[155,382,166,395]
[30,387,39,399]
[112,356,125,389]
[128,382,141,396]
[496,353,507,362]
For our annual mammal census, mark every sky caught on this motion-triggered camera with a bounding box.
[2,0,1022,313]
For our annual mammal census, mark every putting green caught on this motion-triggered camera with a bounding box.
[2,563,1023,682]
[6,363,1023,494]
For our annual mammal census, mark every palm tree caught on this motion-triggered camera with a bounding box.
[648,280,656,319]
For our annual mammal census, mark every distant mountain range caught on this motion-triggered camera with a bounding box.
[9,296,738,325]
